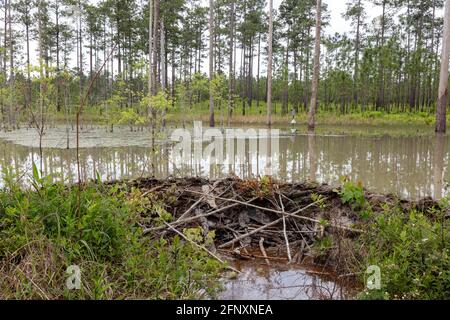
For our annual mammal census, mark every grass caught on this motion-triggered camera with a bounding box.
[44,100,442,128]
[166,101,439,126]
[0,166,224,300]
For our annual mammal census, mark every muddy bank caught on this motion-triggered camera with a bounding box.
[120,177,439,279]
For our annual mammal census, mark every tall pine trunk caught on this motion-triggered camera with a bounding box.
[148,0,153,97]
[436,0,450,133]
[228,0,235,125]
[308,0,322,132]
[353,0,361,107]
[267,0,273,126]
[209,0,215,127]
[8,0,14,129]
[376,0,386,110]
[56,2,61,112]
[256,33,261,110]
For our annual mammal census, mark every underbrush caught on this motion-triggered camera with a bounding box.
[338,180,450,300]
[49,101,442,128]
[0,167,224,299]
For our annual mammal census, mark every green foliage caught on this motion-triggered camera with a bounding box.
[143,91,172,112]
[311,193,326,209]
[312,235,334,255]
[0,166,224,299]
[210,74,227,105]
[360,202,450,300]
[183,227,216,247]
[337,178,372,219]
[338,179,366,209]
[259,176,272,195]
[117,108,147,128]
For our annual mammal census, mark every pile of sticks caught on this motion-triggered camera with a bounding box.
[125,177,366,270]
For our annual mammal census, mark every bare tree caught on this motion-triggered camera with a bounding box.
[209,0,215,127]
[160,21,166,93]
[436,0,450,133]
[228,0,235,126]
[37,0,46,173]
[308,0,322,132]
[267,0,273,127]
[152,0,159,94]
[148,0,153,97]
[148,0,157,172]
[8,0,15,130]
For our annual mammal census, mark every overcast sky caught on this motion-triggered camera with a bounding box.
[276,0,381,35]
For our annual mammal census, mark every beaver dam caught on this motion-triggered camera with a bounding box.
[119,176,442,300]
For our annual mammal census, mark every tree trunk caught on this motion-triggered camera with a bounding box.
[308,0,322,132]
[152,0,160,94]
[56,2,61,112]
[3,2,6,74]
[241,44,247,116]
[256,33,261,110]
[160,21,166,92]
[353,0,361,107]
[248,37,254,110]
[282,39,289,115]
[209,0,215,127]
[171,47,175,108]
[267,0,273,126]
[25,2,31,109]
[8,0,14,129]
[304,26,311,109]
[228,0,235,125]
[428,0,436,108]
[78,1,83,101]
[436,0,450,133]
[38,0,45,172]
[148,0,153,97]
[376,0,386,110]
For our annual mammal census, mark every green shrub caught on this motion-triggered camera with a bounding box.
[337,178,373,219]
[0,166,224,299]
[359,200,450,300]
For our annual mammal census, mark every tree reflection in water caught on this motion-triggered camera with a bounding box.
[0,130,448,200]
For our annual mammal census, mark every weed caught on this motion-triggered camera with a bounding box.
[0,166,224,299]
[336,178,373,220]
[358,204,450,300]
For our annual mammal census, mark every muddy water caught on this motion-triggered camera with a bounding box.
[219,261,356,300]
[0,125,448,199]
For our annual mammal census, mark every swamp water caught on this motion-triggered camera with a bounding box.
[0,124,448,299]
[0,125,448,200]
[219,261,355,300]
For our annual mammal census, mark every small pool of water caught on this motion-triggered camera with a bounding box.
[220,260,356,300]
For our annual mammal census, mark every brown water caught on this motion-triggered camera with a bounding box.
[1,124,445,300]
[219,261,356,300]
[0,125,447,200]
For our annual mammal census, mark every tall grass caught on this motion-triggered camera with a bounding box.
[0,166,224,299]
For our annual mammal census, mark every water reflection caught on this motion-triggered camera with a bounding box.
[220,262,353,300]
[0,128,448,200]
[434,133,446,200]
